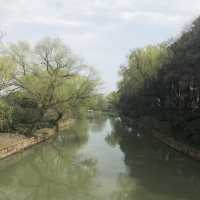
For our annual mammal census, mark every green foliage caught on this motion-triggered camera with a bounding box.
[106,91,120,111]
[0,100,13,132]
[117,44,169,117]
[116,16,200,144]
[0,56,16,89]
[0,37,99,135]
[87,94,107,111]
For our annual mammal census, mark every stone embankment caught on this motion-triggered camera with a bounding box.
[153,131,200,161]
[0,119,74,160]
[0,128,56,160]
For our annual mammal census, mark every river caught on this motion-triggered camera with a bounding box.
[0,115,199,200]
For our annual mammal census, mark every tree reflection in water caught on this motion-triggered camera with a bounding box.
[109,119,200,200]
[89,114,108,134]
[0,119,97,200]
[0,117,200,200]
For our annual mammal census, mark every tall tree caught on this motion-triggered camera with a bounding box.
[0,38,99,134]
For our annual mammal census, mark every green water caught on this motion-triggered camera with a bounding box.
[0,116,200,200]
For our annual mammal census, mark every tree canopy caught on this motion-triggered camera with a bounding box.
[0,38,99,134]
[115,16,200,144]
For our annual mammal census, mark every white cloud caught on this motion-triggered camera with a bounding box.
[20,16,85,28]
[0,0,200,91]
[119,11,186,24]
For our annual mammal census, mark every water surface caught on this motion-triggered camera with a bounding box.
[0,116,200,200]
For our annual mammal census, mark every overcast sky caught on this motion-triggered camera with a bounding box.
[1,0,200,92]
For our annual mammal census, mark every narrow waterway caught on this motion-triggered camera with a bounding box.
[0,115,200,200]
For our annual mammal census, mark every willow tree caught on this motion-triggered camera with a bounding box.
[117,44,169,117]
[1,38,99,134]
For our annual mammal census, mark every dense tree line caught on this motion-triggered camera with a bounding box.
[115,16,200,144]
[0,37,99,135]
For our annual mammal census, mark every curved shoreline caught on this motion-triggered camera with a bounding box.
[119,115,200,161]
[153,130,200,161]
[0,119,74,160]
[0,128,57,160]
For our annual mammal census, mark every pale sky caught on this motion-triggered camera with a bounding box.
[1,0,200,92]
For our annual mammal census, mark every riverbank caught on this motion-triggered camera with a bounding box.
[0,119,74,160]
[153,130,200,161]
[0,128,56,160]
[120,115,200,161]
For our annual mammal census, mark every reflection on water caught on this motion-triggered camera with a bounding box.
[0,116,200,200]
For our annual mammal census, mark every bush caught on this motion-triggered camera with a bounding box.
[0,100,13,132]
